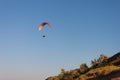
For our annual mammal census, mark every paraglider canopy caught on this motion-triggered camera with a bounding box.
[38,22,51,38]
[38,22,51,31]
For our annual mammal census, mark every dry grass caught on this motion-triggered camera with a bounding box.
[88,65,120,74]
[79,65,120,80]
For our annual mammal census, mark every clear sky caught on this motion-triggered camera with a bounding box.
[0,0,120,80]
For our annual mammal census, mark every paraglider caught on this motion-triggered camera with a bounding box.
[38,22,51,37]
[42,35,45,37]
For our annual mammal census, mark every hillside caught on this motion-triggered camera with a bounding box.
[46,52,120,80]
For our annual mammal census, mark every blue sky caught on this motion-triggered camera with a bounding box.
[0,0,120,80]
